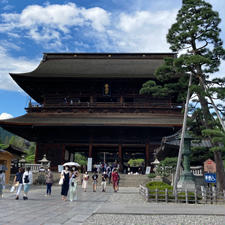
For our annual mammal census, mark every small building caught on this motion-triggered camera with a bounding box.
[0,149,13,184]
[4,145,26,173]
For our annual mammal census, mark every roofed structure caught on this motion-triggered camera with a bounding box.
[0,53,182,171]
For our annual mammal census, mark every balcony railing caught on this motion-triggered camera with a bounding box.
[26,102,182,112]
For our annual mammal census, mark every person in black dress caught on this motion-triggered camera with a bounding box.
[61,166,70,201]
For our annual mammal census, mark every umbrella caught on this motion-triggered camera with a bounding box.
[63,162,80,167]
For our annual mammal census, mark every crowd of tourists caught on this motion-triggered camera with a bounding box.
[59,164,120,202]
[1,162,120,202]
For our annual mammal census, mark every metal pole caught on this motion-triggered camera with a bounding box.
[173,73,192,194]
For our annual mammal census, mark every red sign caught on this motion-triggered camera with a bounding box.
[204,159,216,173]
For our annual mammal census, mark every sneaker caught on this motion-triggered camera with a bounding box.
[15,196,19,200]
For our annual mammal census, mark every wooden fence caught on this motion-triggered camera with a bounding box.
[139,185,225,204]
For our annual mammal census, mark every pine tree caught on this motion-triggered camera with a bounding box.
[141,0,225,190]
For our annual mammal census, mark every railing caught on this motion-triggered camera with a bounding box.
[139,185,149,202]
[26,102,182,112]
[139,185,225,204]
[25,164,42,172]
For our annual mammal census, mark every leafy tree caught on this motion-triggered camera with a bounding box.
[0,138,8,149]
[25,143,36,163]
[128,158,144,167]
[141,0,225,190]
[74,153,87,166]
[156,157,178,177]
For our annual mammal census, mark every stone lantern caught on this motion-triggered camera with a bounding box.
[19,155,26,168]
[177,132,196,191]
[39,154,50,169]
[151,158,160,173]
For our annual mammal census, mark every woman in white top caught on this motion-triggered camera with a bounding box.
[23,167,33,200]
[82,172,89,192]
[68,167,79,202]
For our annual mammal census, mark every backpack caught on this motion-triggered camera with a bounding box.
[24,174,29,183]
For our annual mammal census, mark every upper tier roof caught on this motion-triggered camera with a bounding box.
[10,53,176,79]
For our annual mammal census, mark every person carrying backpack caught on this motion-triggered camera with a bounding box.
[23,167,33,200]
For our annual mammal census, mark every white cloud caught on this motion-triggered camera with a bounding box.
[109,9,178,52]
[0,46,39,91]
[0,3,110,47]
[0,112,13,120]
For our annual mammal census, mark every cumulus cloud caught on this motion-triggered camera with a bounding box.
[0,112,13,120]
[0,3,110,47]
[107,9,178,52]
[0,46,39,91]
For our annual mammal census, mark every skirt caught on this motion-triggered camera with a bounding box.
[82,180,88,189]
[61,182,69,196]
[24,184,30,193]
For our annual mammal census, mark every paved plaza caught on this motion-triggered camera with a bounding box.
[0,185,225,225]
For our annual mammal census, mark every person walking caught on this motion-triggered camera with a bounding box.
[82,172,89,192]
[111,169,119,192]
[61,166,70,201]
[68,169,79,202]
[92,171,98,192]
[45,167,53,196]
[106,166,111,184]
[14,167,23,200]
[0,168,5,198]
[101,172,108,192]
[23,167,33,200]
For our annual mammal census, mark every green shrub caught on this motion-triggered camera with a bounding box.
[146,181,172,191]
[146,181,198,203]
[128,158,144,167]
[148,173,156,179]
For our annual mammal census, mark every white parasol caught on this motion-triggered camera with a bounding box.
[63,162,80,167]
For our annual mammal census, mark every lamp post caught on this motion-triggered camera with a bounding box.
[177,132,195,191]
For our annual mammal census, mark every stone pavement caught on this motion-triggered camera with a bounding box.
[0,185,225,225]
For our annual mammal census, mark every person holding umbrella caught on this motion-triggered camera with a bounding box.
[68,167,79,202]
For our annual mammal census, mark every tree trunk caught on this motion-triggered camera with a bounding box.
[214,151,225,191]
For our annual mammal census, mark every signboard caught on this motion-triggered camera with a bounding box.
[145,166,151,175]
[204,159,216,173]
[204,173,216,183]
[58,165,63,173]
[87,158,92,172]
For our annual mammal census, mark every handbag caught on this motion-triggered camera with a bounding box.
[59,177,64,185]
[14,182,19,187]
[10,186,15,192]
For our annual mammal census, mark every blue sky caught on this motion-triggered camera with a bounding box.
[0,0,224,119]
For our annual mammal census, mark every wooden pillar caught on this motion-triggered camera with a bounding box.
[90,96,94,104]
[35,142,40,164]
[89,143,93,157]
[118,144,123,172]
[120,96,123,104]
[145,143,150,167]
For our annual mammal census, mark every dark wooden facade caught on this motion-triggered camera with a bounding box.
[0,53,183,171]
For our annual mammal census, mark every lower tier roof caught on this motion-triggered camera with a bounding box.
[0,112,183,127]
